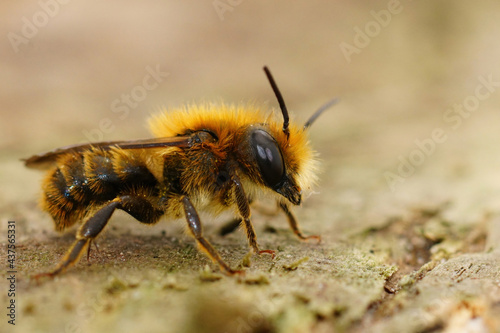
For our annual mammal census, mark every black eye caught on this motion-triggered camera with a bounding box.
[250,129,284,189]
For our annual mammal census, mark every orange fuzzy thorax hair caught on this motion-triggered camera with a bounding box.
[148,103,318,194]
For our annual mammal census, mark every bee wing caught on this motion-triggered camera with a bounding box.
[24,136,193,169]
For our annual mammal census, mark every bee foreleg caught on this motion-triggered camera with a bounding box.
[232,176,275,259]
[279,202,321,243]
[181,196,240,275]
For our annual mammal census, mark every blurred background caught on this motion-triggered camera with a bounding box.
[2,1,500,332]
[3,1,500,227]
[0,0,500,236]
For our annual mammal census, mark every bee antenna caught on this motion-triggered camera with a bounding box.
[303,98,339,130]
[263,66,290,140]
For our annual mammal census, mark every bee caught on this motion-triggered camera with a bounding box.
[25,67,338,277]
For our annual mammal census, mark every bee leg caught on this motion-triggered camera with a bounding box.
[181,196,242,275]
[219,218,242,236]
[232,176,275,258]
[86,240,92,261]
[279,203,321,243]
[219,199,284,236]
[34,199,122,279]
[218,199,255,236]
[86,240,100,261]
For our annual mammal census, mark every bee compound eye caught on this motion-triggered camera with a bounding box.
[250,129,285,189]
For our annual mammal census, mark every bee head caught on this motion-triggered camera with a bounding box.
[248,127,301,205]
[237,67,338,205]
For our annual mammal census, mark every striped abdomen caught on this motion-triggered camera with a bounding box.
[41,148,159,231]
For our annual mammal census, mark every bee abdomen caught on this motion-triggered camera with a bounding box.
[114,153,158,187]
[42,157,90,230]
[84,151,122,200]
[42,149,161,231]
[85,148,158,196]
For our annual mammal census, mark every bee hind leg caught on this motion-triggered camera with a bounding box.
[33,199,122,279]
[34,194,164,279]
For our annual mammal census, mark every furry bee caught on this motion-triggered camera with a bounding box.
[25,67,337,277]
